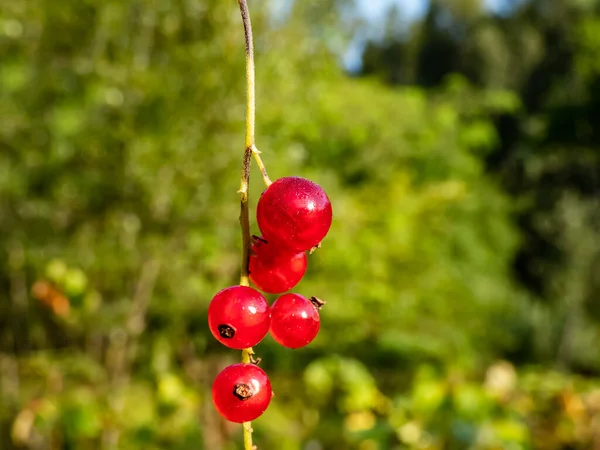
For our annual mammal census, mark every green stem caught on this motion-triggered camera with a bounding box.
[241,347,254,448]
[239,145,252,288]
[236,1,268,448]
[237,0,272,188]
[243,421,254,449]
[241,348,254,448]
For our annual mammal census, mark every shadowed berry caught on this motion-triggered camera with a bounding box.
[249,236,308,294]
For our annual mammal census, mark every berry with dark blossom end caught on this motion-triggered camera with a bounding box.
[257,177,332,253]
[208,286,270,349]
[212,363,272,423]
[249,236,308,294]
[270,293,323,349]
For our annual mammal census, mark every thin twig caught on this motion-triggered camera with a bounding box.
[243,421,254,450]
[241,348,254,448]
[252,145,272,187]
[239,145,252,288]
[236,1,266,448]
[237,0,271,188]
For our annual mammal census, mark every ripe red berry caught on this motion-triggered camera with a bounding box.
[212,363,272,423]
[249,236,308,294]
[256,177,332,253]
[270,294,323,349]
[208,286,270,349]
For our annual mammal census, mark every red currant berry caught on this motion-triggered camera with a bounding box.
[249,236,308,294]
[256,177,332,252]
[270,294,323,349]
[208,286,270,349]
[212,363,272,423]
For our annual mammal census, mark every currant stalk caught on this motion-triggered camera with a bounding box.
[236,0,271,448]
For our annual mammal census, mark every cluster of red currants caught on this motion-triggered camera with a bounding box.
[208,176,332,423]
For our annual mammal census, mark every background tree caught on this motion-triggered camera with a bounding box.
[1,0,599,448]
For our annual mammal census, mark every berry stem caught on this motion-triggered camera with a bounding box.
[236,1,268,448]
[242,347,254,449]
[237,0,271,188]
[243,422,254,450]
[242,347,254,364]
[239,145,252,288]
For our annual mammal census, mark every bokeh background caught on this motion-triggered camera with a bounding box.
[1,0,600,448]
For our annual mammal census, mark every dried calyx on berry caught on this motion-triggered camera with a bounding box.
[310,296,326,309]
[217,324,236,339]
[233,383,255,401]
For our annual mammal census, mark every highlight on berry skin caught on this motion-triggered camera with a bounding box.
[208,286,271,349]
[269,293,324,349]
[257,177,333,253]
[212,363,273,423]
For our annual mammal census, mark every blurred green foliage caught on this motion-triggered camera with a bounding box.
[1,0,599,449]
